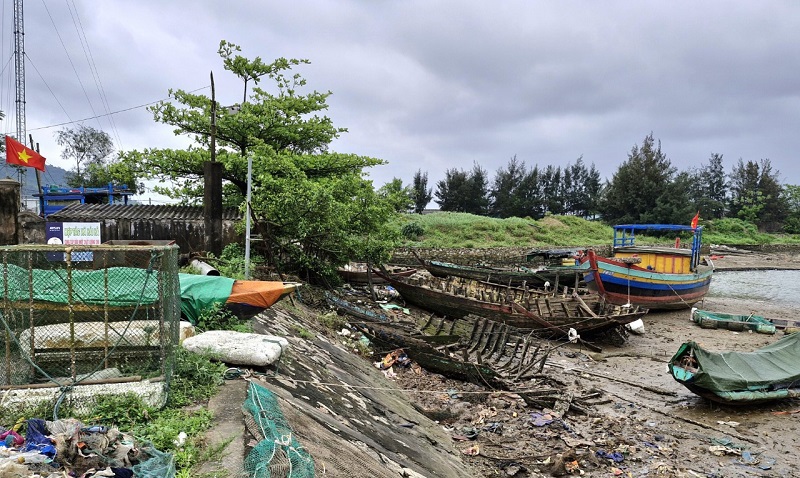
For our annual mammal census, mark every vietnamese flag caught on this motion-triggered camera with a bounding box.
[5,135,46,172]
[690,211,700,230]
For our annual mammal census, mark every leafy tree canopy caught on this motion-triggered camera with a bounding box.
[56,125,118,188]
[121,41,396,282]
[601,133,677,224]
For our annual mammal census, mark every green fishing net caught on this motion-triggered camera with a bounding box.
[242,382,314,478]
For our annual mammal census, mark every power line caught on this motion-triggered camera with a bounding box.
[25,52,73,123]
[39,0,100,130]
[27,84,210,132]
[66,0,123,149]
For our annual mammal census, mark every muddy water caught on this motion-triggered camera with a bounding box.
[709,269,800,307]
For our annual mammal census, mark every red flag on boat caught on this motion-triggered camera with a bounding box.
[5,135,46,172]
[690,211,700,230]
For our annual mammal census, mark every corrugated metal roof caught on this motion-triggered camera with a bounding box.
[49,204,242,221]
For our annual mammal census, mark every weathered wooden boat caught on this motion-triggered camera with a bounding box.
[337,263,417,284]
[325,292,392,323]
[330,292,570,382]
[668,332,800,404]
[582,224,714,310]
[373,271,647,341]
[421,259,562,288]
[525,248,588,286]
[327,290,610,414]
[691,308,776,334]
[357,320,504,386]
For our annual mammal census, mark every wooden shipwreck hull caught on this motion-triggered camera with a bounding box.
[423,259,585,290]
[328,291,610,414]
[422,260,551,287]
[375,272,647,339]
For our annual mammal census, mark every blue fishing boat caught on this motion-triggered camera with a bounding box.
[583,224,713,310]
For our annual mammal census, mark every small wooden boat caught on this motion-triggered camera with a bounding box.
[179,274,299,323]
[337,263,417,285]
[421,259,560,288]
[525,248,588,286]
[668,333,800,404]
[690,308,776,334]
[582,224,714,310]
[373,270,647,341]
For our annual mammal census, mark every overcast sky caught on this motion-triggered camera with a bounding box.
[1,1,799,204]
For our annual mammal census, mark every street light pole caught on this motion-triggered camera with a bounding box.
[244,153,252,279]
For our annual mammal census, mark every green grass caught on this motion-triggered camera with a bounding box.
[393,212,800,248]
[393,212,612,248]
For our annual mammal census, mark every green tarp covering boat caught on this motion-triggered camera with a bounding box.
[668,332,800,404]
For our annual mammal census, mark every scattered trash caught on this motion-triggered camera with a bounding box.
[173,431,188,447]
[461,444,480,456]
[529,412,554,427]
[596,449,625,462]
[716,420,740,427]
[709,445,741,456]
[625,318,646,335]
[375,349,411,370]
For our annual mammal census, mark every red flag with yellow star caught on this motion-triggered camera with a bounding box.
[5,135,46,172]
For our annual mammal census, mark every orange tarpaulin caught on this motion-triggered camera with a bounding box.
[227,280,293,309]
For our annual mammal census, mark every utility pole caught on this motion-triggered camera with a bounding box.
[204,71,223,256]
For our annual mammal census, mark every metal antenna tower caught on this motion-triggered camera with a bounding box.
[13,0,26,142]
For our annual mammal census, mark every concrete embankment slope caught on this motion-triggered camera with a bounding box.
[204,298,477,478]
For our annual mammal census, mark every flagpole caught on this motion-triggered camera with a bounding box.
[29,135,43,202]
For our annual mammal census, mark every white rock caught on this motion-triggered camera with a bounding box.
[182,331,289,366]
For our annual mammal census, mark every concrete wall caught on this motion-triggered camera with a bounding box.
[95,217,240,254]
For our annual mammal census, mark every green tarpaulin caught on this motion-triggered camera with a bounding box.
[178,273,235,324]
[670,332,800,393]
[3,264,161,306]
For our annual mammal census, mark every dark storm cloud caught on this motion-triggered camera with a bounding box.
[4,1,800,196]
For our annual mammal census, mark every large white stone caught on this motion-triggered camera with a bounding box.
[181,331,289,366]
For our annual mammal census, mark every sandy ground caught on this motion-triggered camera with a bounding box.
[379,252,800,478]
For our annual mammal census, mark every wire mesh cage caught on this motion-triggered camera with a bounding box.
[0,244,180,414]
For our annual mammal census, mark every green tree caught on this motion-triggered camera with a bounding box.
[121,41,396,282]
[563,158,602,218]
[689,153,727,220]
[541,165,563,215]
[601,133,676,224]
[435,168,469,212]
[434,163,489,215]
[782,184,800,233]
[378,178,414,213]
[728,158,787,231]
[83,157,145,194]
[411,169,433,214]
[489,155,526,218]
[56,125,115,187]
[517,165,545,219]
